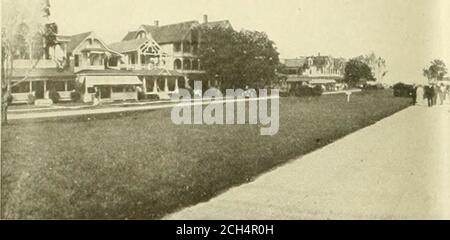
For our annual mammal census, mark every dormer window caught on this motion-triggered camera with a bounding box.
[137,31,146,39]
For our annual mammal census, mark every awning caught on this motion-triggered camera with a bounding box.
[310,79,336,85]
[84,76,142,88]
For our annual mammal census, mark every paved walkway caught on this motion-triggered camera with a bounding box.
[165,104,450,220]
[8,96,277,120]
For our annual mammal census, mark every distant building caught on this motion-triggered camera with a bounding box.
[279,54,346,92]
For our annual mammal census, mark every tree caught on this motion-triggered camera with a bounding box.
[197,25,280,90]
[344,59,375,86]
[355,52,387,81]
[1,0,58,124]
[423,59,447,82]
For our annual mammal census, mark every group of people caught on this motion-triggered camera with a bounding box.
[413,83,450,107]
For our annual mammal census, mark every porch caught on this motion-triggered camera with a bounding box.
[11,79,75,104]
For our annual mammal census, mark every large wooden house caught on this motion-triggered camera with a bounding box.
[112,15,232,89]
[10,15,233,104]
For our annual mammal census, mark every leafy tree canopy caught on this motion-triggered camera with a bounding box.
[344,59,374,86]
[197,26,280,89]
[423,59,447,81]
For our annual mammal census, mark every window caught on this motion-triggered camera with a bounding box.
[74,55,80,67]
[109,56,118,67]
[130,53,136,64]
[11,81,30,93]
[192,60,199,70]
[183,59,191,70]
[174,59,182,70]
[67,81,75,91]
[137,31,146,39]
[183,42,191,53]
[174,43,181,52]
[192,43,198,54]
[112,85,136,92]
[47,81,66,92]
[145,78,155,92]
[178,77,186,89]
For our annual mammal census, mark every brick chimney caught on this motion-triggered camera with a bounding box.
[203,14,208,24]
[154,20,159,27]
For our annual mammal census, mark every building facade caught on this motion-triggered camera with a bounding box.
[280,54,346,92]
[9,15,233,104]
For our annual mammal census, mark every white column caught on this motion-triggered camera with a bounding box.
[29,81,33,94]
[143,77,147,93]
[185,77,190,89]
[137,51,141,69]
[65,81,68,91]
[164,78,169,92]
[175,78,179,92]
[153,78,158,93]
[43,80,47,99]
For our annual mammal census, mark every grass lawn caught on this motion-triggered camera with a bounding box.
[1,90,411,219]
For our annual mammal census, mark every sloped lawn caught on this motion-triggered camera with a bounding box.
[1,90,411,219]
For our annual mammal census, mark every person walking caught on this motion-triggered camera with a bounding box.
[432,84,439,106]
[415,85,425,106]
[411,84,417,105]
[438,83,446,105]
[444,85,450,105]
[424,85,433,107]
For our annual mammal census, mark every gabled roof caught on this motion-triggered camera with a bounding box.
[141,21,199,44]
[66,32,93,54]
[109,38,148,53]
[122,31,140,41]
[123,19,232,44]
[66,31,123,56]
[202,20,232,29]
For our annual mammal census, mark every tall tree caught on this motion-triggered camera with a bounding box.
[355,52,387,81]
[344,59,375,86]
[423,59,447,82]
[198,25,280,89]
[1,0,58,124]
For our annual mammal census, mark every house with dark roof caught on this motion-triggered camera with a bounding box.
[280,54,347,92]
[11,31,145,104]
[117,15,232,85]
[10,15,233,105]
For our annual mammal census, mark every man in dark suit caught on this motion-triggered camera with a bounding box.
[424,85,433,107]
[411,84,417,105]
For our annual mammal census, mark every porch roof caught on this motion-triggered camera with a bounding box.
[11,68,76,80]
[84,75,142,88]
[132,68,184,77]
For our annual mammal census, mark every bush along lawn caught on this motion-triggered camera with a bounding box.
[1,89,411,219]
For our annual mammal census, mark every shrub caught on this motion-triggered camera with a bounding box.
[312,85,324,96]
[137,91,146,101]
[49,90,60,104]
[293,85,323,97]
[147,94,160,101]
[27,94,36,105]
[70,91,81,102]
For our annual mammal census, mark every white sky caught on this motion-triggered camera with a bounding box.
[50,0,450,84]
